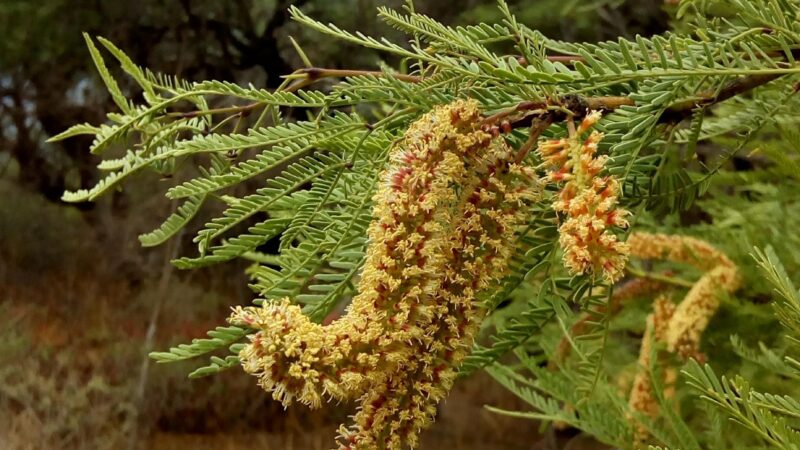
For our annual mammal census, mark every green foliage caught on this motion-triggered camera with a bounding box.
[56,0,800,448]
[683,248,800,449]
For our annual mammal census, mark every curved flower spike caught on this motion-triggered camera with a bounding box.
[230,100,540,449]
[231,100,483,408]
[628,232,740,360]
[628,295,676,447]
[625,232,739,446]
[627,232,735,272]
[337,141,537,450]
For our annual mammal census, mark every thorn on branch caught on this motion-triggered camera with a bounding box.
[514,116,554,164]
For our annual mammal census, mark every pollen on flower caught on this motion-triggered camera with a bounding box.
[537,111,630,283]
[227,99,540,449]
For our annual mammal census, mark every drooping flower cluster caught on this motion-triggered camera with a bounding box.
[628,294,676,445]
[229,100,539,449]
[537,111,630,283]
[625,232,740,447]
[627,232,740,360]
[548,230,740,447]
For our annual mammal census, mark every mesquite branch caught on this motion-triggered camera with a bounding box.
[292,67,791,129]
[484,68,793,131]
[283,54,587,91]
[167,59,794,130]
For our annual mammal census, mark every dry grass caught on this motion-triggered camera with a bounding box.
[0,272,552,450]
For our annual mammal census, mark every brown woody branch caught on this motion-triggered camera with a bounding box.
[513,116,555,164]
[168,61,791,126]
[284,68,421,93]
[659,71,787,123]
[484,68,791,132]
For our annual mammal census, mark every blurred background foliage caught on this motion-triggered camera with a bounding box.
[0,1,671,449]
[0,0,667,201]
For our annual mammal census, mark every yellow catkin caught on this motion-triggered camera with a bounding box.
[627,232,735,272]
[628,295,675,447]
[337,114,538,450]
[627,232,740,360]
[230,100,478,408]
[537,111,630,283]
[624,233,739,447]
[230,100,539,450]
[666,265,739,360]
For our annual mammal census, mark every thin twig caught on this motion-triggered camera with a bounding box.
[480,100,548,127]
[509,55,589,67]
[625,266,694,289]
[288,67,422,83]
[167,58,792,130]
[585,95,636,111]
[482,95,633,132]
[487,66,789,133]
[167,102,261,118]
[283,55,587,91]
[128,217,185,450]
[284,68,421,93]
[661,72,787,123]
[514,116,555,163]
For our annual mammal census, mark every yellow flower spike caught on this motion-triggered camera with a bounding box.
[628,231,740,361]
[652,295,677,343]
[335,123,539,450]
[537,111,630,283]
[628,294,676,448]
[627,232,735,272]
[666,264,740,360]
[228,100,539,450]
[230,101,481,406]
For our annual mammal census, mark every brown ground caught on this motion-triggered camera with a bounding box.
[0,274,560,450]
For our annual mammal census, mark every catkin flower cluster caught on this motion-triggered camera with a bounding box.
[229,100,538,450]
[627,294,676,446]
[537,111,630,283]
[625,232,740,447]
[627,232,740,360]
